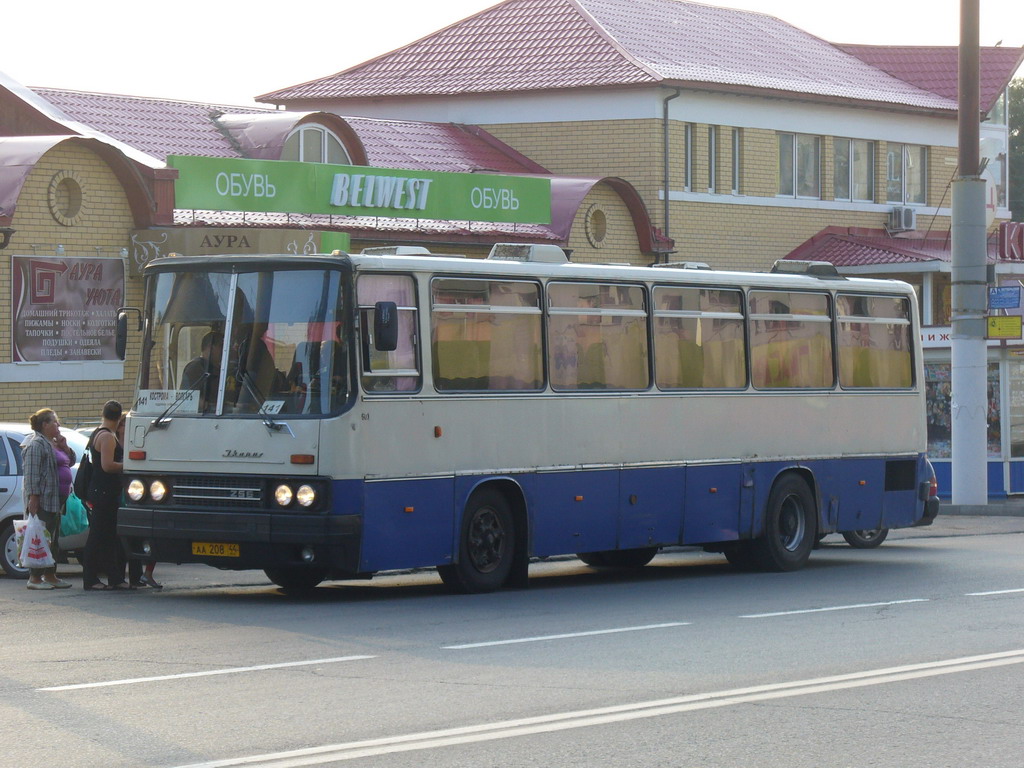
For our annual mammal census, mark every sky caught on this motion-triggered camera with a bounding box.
[3,0,1022,108]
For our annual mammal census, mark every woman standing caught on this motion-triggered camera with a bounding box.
[20,408,72,589]
[82,400,127,591]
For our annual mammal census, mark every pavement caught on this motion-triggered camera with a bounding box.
[940,498,1024,517]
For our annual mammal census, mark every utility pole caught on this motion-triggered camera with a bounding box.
[950,0,988,504]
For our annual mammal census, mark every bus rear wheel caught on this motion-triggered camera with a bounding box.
[438,488,514,594]
[265,567,327,591]
[577,547,658,568]
[842,528,889,548]
[751,474,816,572]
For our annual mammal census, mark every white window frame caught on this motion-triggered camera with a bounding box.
[684,123,693,192]
[834,138,876,203]
[708,126,717,194]
[778,133,821,200]
[282,124,352,165]
[886,143,927,206]
[731,128,742,195]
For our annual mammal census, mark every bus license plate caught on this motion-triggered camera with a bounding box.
[192,541,240,558]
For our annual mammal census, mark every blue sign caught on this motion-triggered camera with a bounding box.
[989,285,1021,310]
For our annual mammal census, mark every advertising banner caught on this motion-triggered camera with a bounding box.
[168,155,551,224]
[11,256,125,362]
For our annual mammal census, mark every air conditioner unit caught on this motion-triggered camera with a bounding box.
[888,206,916,232]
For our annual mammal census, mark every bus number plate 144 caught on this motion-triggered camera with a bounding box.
[192,541,240,557]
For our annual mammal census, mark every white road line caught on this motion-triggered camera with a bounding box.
[37,655,376,692]
[739,598,929,618]
[442,622,690,649]
[966,588,1024,596]
[172,648,1024,768]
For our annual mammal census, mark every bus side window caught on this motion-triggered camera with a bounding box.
[358,274,420,392]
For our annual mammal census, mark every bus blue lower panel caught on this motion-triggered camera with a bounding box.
[348,454,933,573]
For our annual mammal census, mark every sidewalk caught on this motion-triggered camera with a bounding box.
[940,497,1024,517]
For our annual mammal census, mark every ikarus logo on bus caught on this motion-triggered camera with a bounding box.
[222,449,265,459]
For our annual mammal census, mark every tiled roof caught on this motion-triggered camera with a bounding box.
[837,45,1024,113]
[31,87,271,160]
[172,209,562,243]
[786,227,1001,268]
[259,0,954,111]
[27,88,546,174]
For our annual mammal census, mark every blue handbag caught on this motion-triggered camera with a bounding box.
[61,491,89,537]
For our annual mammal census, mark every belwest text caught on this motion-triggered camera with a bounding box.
[330,173,433,211]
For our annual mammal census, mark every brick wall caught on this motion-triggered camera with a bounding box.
[0,142,141,425]
[484,119,968,269]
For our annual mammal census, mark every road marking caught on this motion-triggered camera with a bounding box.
[172,648,1024,767]
[966,588,1024,596]
[442,622,690,649]
[37,655,376,692]
[739,598,929,618]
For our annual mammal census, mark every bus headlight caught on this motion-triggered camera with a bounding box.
[149,480,167,502]
[127,479,146,502]
[275,484,294,507]
[296,484,316,508]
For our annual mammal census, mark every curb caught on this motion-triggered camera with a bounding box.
[939,502,1024,517]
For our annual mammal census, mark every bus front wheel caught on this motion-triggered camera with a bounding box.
[751,474,817,572]
[438,488,514,594]
[265,567,327,591]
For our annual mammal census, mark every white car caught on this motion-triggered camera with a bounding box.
[0,423,92,578]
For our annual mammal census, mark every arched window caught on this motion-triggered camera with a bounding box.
[282,125,351,164]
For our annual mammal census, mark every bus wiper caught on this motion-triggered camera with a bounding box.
[148,373,208,432]
[237,369,291,435]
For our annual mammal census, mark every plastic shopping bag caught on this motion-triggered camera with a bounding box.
[19,514,55,569]
[61,492,89,537]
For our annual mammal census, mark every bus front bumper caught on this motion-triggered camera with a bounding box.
[118,506,363,573]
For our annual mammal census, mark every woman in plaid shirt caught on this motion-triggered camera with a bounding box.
[20,408,74,589]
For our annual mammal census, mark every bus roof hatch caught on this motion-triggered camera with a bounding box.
[487,243,569,264]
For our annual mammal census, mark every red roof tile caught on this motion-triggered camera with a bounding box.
[785,226,1002,268]
[259,0,954,111]
[836,45,1024,113]
[27,88,546,174]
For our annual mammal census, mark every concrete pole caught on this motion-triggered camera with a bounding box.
[950,0,988,504]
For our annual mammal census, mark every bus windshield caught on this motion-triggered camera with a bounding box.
[138,267,349,416]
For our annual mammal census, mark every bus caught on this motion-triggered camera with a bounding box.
[116,243,939,592]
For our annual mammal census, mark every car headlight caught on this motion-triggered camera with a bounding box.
[275,484,294,506]
[296,484,316,508]
[149,480,167,502]
[127,479,146,502]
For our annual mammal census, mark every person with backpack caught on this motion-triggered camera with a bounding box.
[81,400,129,591]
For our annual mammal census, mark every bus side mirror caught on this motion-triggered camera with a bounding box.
[373,301,399,352]
[115,308,141,361]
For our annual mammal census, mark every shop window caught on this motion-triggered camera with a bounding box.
[282,125,351,165]
[778,133,821,199]
[886,144,928,205]
[925,363,1000,458]
[833,139,875,202]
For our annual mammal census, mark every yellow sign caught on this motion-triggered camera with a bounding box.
[987,315,1023,339]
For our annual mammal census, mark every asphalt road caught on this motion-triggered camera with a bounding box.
[2,514,1023,767]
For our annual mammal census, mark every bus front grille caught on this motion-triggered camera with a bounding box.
[172,476,263,507]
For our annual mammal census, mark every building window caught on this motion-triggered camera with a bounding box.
[683,124,693,192]
[778,133,820,198]
[834,139,875,202]
[886,144,927,205]
[282,125,351,164]
[708,126,717,193]
[731,128,742,194]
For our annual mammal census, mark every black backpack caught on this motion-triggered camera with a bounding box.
[72,429,101,500]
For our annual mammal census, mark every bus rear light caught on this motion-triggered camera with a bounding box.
[129,450,147,460]
[291,454,315,465]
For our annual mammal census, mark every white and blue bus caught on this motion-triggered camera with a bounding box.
[117,243,938,592]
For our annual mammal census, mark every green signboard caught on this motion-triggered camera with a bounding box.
[168,155,551,225]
